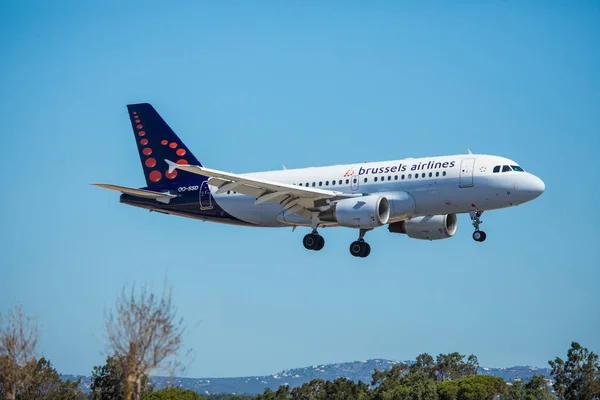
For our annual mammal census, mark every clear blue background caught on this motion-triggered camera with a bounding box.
[1,0,599,378]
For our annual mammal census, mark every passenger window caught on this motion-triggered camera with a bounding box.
[408,174,412,179]
[306,182,309,187]
[325,181,329,186]
[339,180,342,185]
[502,165,512,172]
[402,174,405,179]
[442,171,446,176]
[374,177,378,182]
[436,172,439,177]
[319,181,322,186]
[394,175,398,180]
[511,165,524,172]
[345,179,349,184]
[312,182,315,187]
[493,165,501,173]
[227,191,230,194]
[429,172,432,177]
[422,173,425,178]
[414,174,418,179]
[364,178,368,183]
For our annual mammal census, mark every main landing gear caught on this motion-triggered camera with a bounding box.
[303,231,325,251]
[349,229,371,258]
[470,209,487,242]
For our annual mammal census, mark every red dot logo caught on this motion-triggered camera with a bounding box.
[169,142,178,149]
[135,119,141,123]
[140,138,148,145]
[149,170,162,182]
[145,158,157,168]
[176,148,186,156]
[138,130,146,136]
[166,170,178,179]
[176,159,188,165]
[142,148,152,156]
[161,140,168,145]
[136,124,143,129]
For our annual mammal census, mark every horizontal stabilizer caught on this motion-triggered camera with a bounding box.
[92,183,178,200]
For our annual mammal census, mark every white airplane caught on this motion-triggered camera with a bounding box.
[95,103,545,257]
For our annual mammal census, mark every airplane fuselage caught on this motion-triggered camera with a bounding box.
[121,153,544,228]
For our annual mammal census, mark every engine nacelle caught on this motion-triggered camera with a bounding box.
[388,214,457,240]
[320,196,390,229]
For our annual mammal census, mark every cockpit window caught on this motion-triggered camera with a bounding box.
[502,165,512,172]
[493,165,501,173]
[511,165,524,172]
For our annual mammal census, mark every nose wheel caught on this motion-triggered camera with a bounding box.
[303,231,325,251]
[469,208,487,242]
[472,230,487,242]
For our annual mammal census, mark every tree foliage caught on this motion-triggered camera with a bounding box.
[0,304,39,400]
[91,354,152,400]
[437,375,505,400]
[142,387,205,400]
[16,357,82,400]
[549,342,600,400]
[501,375,554,400]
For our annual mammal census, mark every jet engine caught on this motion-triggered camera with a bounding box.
[320,196,390,229]
[388,214,457,240]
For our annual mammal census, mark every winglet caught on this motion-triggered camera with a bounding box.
[165,159,178,173]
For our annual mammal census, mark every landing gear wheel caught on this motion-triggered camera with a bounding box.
[350,241,363,257]
[472,230,487,242]
[315,235,325,251]
[361,243,371,258]
[303,233,325,251]
[349,241,371,258]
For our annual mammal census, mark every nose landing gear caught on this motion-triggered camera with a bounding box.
[470,208,486,242]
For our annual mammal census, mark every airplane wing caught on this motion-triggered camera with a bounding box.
[92,183,178,204]
[166,160,356,216]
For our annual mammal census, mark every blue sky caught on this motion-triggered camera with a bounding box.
[1,1,599,378]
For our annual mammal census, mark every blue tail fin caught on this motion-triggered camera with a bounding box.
[127,103,202,186]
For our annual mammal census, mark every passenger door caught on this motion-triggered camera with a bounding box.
[199,181,213,210]
[459,158,475,188]
[351,173,360,191]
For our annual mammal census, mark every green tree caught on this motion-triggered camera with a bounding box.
[435,353,479,382]
[501,381,525,400]
[16,357,82,400]
[438,375,505,400]
[438,380,460,400]
[372,364,410,393]
[549,342,600,400]
[91,354,152,399]
[374,372,437,400]
[142,387,204,400]
[523,375,554,400]
[410,354,437,380]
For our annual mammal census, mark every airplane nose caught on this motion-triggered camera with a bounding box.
[527,174,545,198]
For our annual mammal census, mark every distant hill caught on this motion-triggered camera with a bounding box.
[62,359,552,396]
